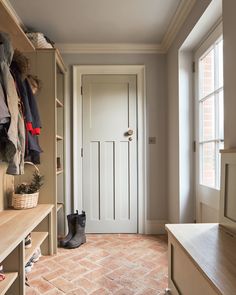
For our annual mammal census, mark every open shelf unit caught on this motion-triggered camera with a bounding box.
[0,205,53,295]
[0,272,18,295]
[25,232,48,263]
[25,49,67,253]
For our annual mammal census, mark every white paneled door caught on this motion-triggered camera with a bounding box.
[82,75,138,233]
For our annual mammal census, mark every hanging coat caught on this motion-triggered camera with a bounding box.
[0,32,25,175]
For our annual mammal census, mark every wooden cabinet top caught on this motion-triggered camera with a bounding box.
[0,204,53,262]
[0,0,34,52]
[166,223,236,295]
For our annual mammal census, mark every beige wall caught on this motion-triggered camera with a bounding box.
[62,53,168,223]
[167,0,212,223]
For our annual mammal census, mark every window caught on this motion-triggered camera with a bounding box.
[197,36,224,189]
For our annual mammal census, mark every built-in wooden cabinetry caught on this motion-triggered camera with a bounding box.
[165,150,236,295]
[0,0,66,293]
[0,205,53,295]
[25,49,67,253]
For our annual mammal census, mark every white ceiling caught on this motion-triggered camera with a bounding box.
[9,0,182,44]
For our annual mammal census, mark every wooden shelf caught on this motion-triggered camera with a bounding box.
[56,99,64,108]
[56,135,63,141]
[0,1,34,52]
[220,148,236,153]
[25,232,48,263]
[0,204,53,263]
[57,203,63,212]
[0,272,18,294]
[56,169,63,175]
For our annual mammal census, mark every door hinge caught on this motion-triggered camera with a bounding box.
[192,61,195,73]
[81,148,83,157]
[193,140,196,152]
[81,86,83,95]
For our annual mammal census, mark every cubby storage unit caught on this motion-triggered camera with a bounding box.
[0,204,53,295]
[25,49,67,252]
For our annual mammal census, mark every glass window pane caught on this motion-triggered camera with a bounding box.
[201,142,216,187]
[219,90,224,140]
[200,48,215,98]
[218,40,223,88]
[201,96,215,141]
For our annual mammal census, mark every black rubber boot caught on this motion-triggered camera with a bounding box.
[59,210,78,247]
[66,211,86,249]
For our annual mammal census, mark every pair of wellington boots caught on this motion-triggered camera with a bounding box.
[60,210,86,249]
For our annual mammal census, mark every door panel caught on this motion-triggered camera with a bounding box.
[82,75,137,233]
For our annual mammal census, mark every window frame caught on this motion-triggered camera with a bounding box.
[194,23,224,190]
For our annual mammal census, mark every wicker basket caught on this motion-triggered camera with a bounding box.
[12,192,39,210]
[26,32,53,49]
[12,162,40,210]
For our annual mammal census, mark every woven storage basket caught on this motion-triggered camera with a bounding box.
[12,162,40,210]
[26,32,53,49]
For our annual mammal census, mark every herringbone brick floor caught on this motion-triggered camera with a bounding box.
[26,234,168,295]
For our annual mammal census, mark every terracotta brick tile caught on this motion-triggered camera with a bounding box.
[79,258,100,270]
[72,252,89,261]
[62,266,89,281]
[26,234,168,295]
[96,276,121,292]
[136,288,160,295]
[116,277,141,291]
[66,287,87,295]
[25,287,40,295]
[50,277,77,293]
[27,266,51,280]
[90,288,110,295]
[44,289,64,294]
[42,260,61,271]
[43,268,67,281]
[73,277,99,292]
[29,278,54,293]
[106,266,130,280]
[114,288,135,295]
[83,267,111,280]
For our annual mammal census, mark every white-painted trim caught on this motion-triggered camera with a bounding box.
[145,220,168,235]
[57,0,196,54]
[57,43,164,54]
[5,0,195,54]
[161,0,197,52]
[73,65,147,234]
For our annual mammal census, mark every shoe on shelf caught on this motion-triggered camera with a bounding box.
[31,247,41,263]
[25,265,32,274]
[25,258,34,274]
[25,233,32,249]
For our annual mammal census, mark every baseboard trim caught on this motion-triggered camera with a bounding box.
[145,220,168,234]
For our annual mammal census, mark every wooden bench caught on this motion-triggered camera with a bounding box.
[165,223,236,295]
[0,204,53,295]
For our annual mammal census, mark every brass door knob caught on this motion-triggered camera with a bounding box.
[127,129,134,136]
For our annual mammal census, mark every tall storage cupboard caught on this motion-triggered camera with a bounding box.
[26,49,66,253]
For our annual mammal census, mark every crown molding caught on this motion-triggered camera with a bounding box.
[161,0,197,51]
[56,43,165,54]
[57,0,196,54]
[4,0,195,55]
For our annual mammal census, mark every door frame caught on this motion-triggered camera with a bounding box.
[73,65,147,233]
